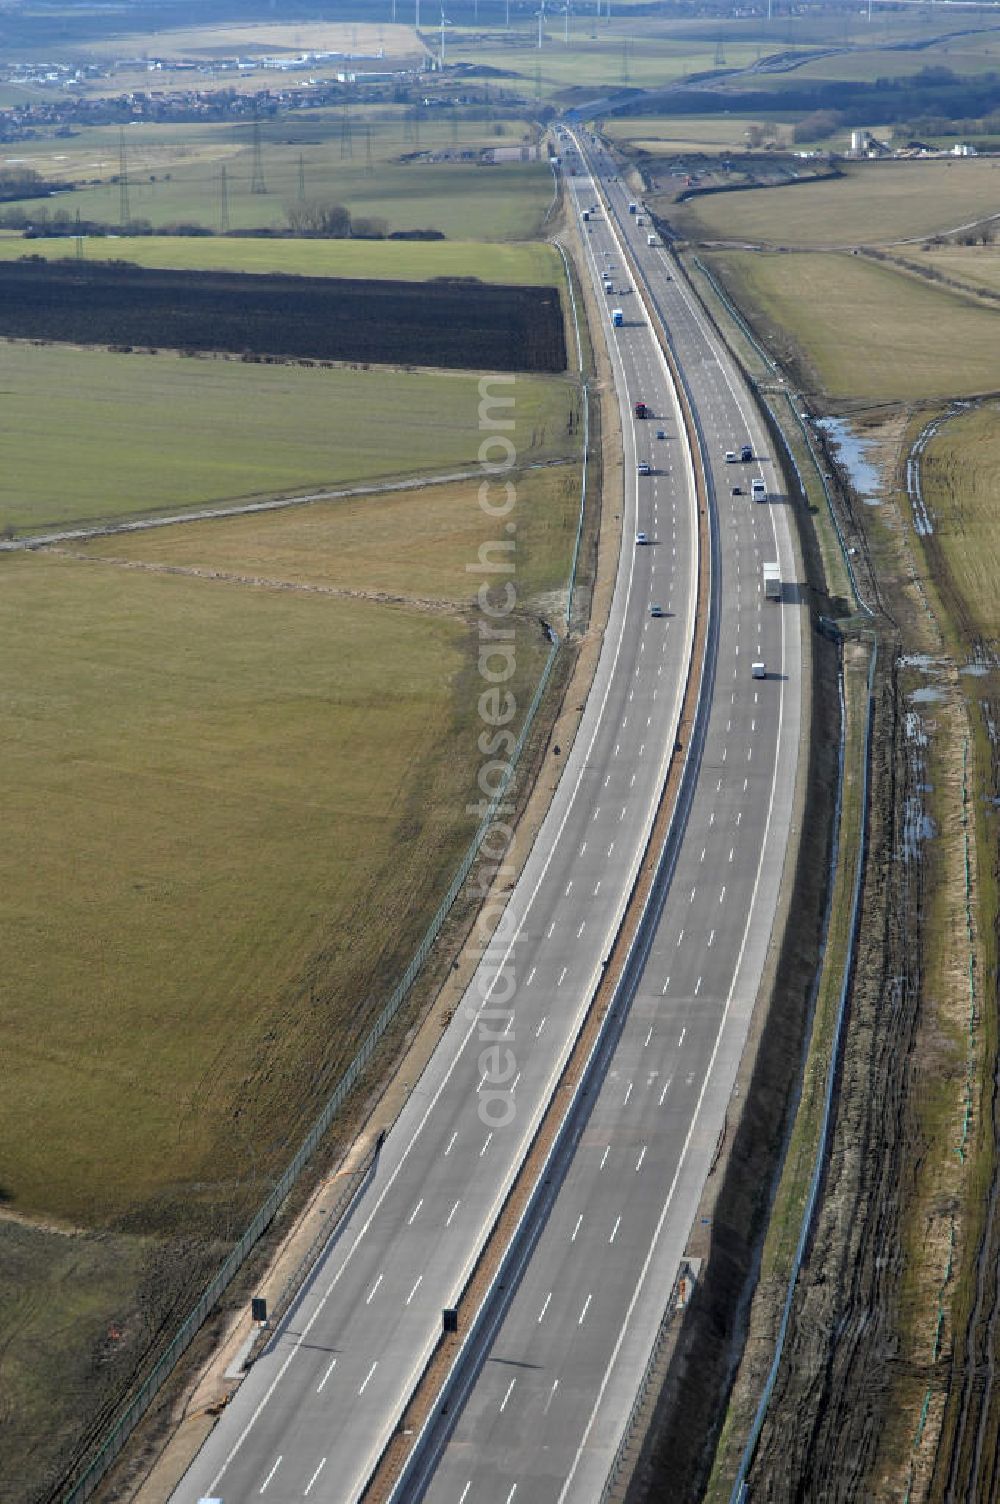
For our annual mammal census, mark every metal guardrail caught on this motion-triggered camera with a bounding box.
[553,238,590,635]
[56,631,561,1504]
[690,255,873,618]
[377,134,717,1504]
[728,637,877,1503]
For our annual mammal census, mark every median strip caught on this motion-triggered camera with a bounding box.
[360,204,713,1504]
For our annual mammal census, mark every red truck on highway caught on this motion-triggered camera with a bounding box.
[634,401,650,419]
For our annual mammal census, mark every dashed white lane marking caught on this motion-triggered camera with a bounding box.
[600,1144,611,1169]
[259,1456,282,1494]
[536,1015,547,1037]
[609,1215,621,1244]
[444,1132,457,1156]
[543,1379,560,1415]
[578,1293,593,1325]
[659,1079,671,1106]
[446,1200,460,1227]
[708,928,716,946]
[558,966,568,985]
[572,1213,584,1240]
[407,1199,423,1226]
[679,1026,686,1046]
[635,1145,647,1172]
[500,1378,517,1413]
[303,1457,326,1497]
[624,1080,633,1105]
[480,1131,493,1157]
[406,1275,423,1306]
[694,976,702,996]
[538,1291,552,1324]
[316,1357,337,1394]
[526,966,536,987]
[358,1363,377,1396]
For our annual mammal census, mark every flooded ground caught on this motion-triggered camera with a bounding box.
[815,416,884,506]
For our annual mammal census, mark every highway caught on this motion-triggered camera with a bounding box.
[410,135,804,1501]
[172,136,703,1504]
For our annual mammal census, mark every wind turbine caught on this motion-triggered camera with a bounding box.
[439,2,450,65]
[536,0,546,48]
[563,1,572,43]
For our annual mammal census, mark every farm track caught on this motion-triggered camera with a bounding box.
[3,458,575,554]
[44,549,469,615]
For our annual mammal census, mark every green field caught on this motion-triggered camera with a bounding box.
[910,243,1000,296]
[920,402,1000,647]
[3,547,549,1223]
[604,113,798,155]
[771,31,1000,82]
[1,113,553,239]
[93,463,582,612]
[0,230,561,283]
[0,343,577,535]
[670,159,1000,247]
[708,249,1000,402]
[81,18,421,59]
[1,456,575,1487]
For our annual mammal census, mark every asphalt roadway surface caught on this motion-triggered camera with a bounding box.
[412,133,803,1503]
[172,135,801,1504]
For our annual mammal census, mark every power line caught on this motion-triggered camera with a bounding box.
[250,110,267,194]
[118,126,130,229]
[219,164,230,232]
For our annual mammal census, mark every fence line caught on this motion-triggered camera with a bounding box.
[553,238,590,636]
[729,638,877,1502]
[691,255,872,617]
[57,632,561,1504]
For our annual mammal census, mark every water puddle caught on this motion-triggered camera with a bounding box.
[815,417,884,506]
[909,685,946,705]
[898,653,939,672]
[904,710,927,746]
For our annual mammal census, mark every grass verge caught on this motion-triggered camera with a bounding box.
[0,342,578,536]
[0,232,561,285]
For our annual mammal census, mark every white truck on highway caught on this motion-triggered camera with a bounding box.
[763,561,781,601]
[647,233,658,246]
[751,477,767,501]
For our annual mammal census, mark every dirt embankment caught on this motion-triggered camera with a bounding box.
[695,398,993,1504]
